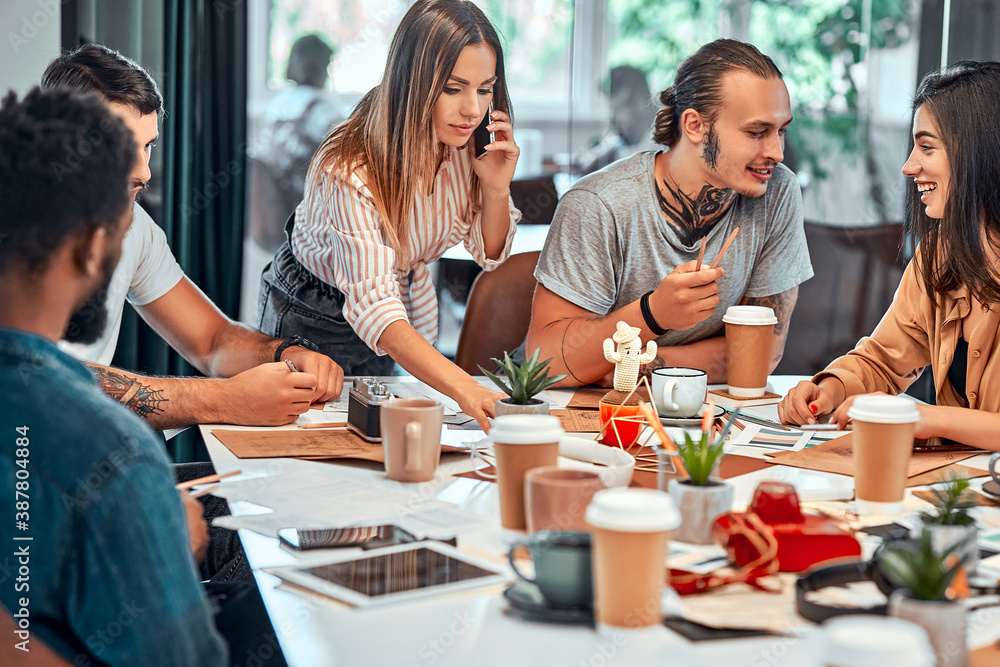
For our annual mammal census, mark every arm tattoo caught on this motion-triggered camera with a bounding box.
[743,288,799,364]
[641,354,670,379]
[654,174,735,246]
[91,367,168,420]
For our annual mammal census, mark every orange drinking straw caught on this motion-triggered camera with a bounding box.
[701,398,716,436]
[695,236,707,272]
[639,400,687,477]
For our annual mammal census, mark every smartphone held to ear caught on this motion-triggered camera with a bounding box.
[473,102,494,159]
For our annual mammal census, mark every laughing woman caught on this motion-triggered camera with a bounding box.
[259,0,520,429]
[779,61,1000,450]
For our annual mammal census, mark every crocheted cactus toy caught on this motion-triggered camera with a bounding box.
[603,321,657,392]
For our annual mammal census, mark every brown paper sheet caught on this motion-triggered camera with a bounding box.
[906,464,988,488]
[566,385,650,409]
[212,429,467,463]
[913,486,1000,508]
[212,428,387,461]
[766,433,975,478]
[550,409,603,432]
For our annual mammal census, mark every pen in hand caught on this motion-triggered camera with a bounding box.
[285,359,298,372]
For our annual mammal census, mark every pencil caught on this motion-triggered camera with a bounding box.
[695,236,707,272]
[176,469,241,490]
[298,422,348,429]
[709,225,740,269]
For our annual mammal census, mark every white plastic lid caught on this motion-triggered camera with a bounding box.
[489,414,564,444]
[847,395,920,424]
[822,616,933,667]
[585,488,681,532]
[722,305,778,325]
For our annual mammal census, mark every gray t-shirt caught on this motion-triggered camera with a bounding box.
[535,151,813,346]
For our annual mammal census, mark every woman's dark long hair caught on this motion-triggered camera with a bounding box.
[307,0,511,268]
[909,60,1000,305]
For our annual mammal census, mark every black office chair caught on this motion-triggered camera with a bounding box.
[509,176,559,225]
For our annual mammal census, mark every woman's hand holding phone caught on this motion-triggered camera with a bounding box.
[470,106,519,194]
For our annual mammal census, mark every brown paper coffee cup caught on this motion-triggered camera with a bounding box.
[722,306,777,398]
[494,441,559,530]
[585,489,679,629]
[848,395,920,515]
[485,415,564,531]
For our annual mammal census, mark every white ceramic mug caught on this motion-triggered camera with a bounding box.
[651,368,707,418]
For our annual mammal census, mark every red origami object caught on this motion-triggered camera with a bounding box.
[713,481,861,573]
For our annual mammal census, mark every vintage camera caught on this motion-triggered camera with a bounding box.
[347,377,391,442]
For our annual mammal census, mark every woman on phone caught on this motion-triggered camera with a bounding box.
[259,0,520,429]
[778,61,1000,450]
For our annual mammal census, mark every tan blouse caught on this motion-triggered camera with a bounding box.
[815,254,1000,412]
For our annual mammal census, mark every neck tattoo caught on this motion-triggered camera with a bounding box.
[654,174,735,246]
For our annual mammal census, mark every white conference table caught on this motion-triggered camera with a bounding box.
[198,376,1000,667]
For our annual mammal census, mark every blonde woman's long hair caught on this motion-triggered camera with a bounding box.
[306,0,512,268]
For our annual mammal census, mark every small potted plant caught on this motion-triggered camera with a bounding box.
[666,406,738,544]
[918,476,979,569]
[880,528,968,667]
[480,348,567,417]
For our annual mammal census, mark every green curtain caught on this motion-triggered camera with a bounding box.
[154,0,248,461]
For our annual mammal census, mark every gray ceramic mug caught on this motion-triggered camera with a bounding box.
[507,530,593,608]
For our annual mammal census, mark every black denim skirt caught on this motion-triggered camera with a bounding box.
[257,216,396,376]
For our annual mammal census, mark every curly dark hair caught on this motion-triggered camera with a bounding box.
[0,87,136,273]
[42,43,164,117]
[908,60,1000,306]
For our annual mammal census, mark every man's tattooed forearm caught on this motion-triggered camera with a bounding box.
[91,367,168,420]
[743,288,799,364]
[655,176,735,246]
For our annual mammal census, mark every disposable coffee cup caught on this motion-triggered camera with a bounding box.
[473,415,563,531]
[585,488,680,629]
[822,615,933,667]
[848,395,920,516]
[722,306,777,398]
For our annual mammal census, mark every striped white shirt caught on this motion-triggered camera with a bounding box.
[291,146,519,354]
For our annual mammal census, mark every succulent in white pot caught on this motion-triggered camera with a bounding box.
[666,408,739,545]
[480,348,566,417]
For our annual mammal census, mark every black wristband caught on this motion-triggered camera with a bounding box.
[274,335,319,362]
[639,290,669,336]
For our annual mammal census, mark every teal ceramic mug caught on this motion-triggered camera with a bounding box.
[507,530,593,608]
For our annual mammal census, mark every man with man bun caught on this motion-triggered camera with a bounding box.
[527,39,813,386]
